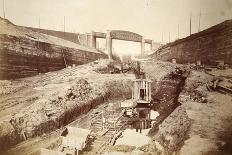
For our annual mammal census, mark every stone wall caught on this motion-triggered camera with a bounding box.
[27,27,92,47]
[27,27,81,45]
[0,34,107,79]
[153,20,232,65]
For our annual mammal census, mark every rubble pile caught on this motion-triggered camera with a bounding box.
[180,71,213,103]
[189,89,208,103]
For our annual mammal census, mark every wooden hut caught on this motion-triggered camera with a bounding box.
[132,79,152,105]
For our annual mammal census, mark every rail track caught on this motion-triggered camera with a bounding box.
[81,110,131,155]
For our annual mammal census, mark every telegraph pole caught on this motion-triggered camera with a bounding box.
[63,16,66,32]
[190,12,192,35]
[178,24,179,39]
[161,32,163,43]
[3,0,5,19]
[198,11,201,32]
[38,16,40,29]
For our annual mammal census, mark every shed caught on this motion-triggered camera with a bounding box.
[132,79,152,104]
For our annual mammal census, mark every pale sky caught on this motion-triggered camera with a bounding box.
[1,0,232,56]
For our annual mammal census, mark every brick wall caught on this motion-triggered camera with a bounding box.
[0,34,107,79]
[27,27,81,45]
[154,20,232,65]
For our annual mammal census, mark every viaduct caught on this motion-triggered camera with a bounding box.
[78,30,156,59]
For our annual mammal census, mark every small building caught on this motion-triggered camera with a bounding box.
[120,78,152,118]
[132,79,152,105]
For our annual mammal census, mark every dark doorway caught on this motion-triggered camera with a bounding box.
[140,89,145,100]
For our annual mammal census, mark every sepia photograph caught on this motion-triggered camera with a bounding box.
[0,0,232,154]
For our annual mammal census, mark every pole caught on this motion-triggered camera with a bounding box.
[178,24,179,39]
[161,32,163,43]
[190,12,192,35]
[3,0,5,19]
[198,11,201,32]
[169,32,170,43]
[62,50,67,68]
[39,16,40,29]
[63,16,65,32]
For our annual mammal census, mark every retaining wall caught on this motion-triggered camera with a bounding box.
[153,20,232,65]
[0,34,107,79]
[27,27,81,45]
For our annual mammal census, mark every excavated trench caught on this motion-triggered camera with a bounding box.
[114,67,190,155]
[47,69,189,155]
[0,61,191,155]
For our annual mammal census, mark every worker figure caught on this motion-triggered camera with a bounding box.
[135,121,139,132]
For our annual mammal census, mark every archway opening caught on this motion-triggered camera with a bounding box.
[112,40,141,57]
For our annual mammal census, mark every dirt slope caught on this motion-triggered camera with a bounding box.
[0,59,134,150]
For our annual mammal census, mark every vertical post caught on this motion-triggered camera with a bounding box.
[190,12,192,35]
[134,81,136,100]
[149,82,151,100]
[198,11,201,32]
[85,34,88,46]
[132,81,134,100]
[39,15,40,29]
[151,40,155,51]
[63,16,65,32]
[106,30,112,59]
[87,33,91,47]
[169,32,170,43]
[91,31,96,48]
[147,82,149,101]
[161,32,163,43]
[148,82,150,101]
[178,24,179,39]
[138,81,140,100]
[3,0,5,19]
[62,50,67,68]
[141,37,145,56]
